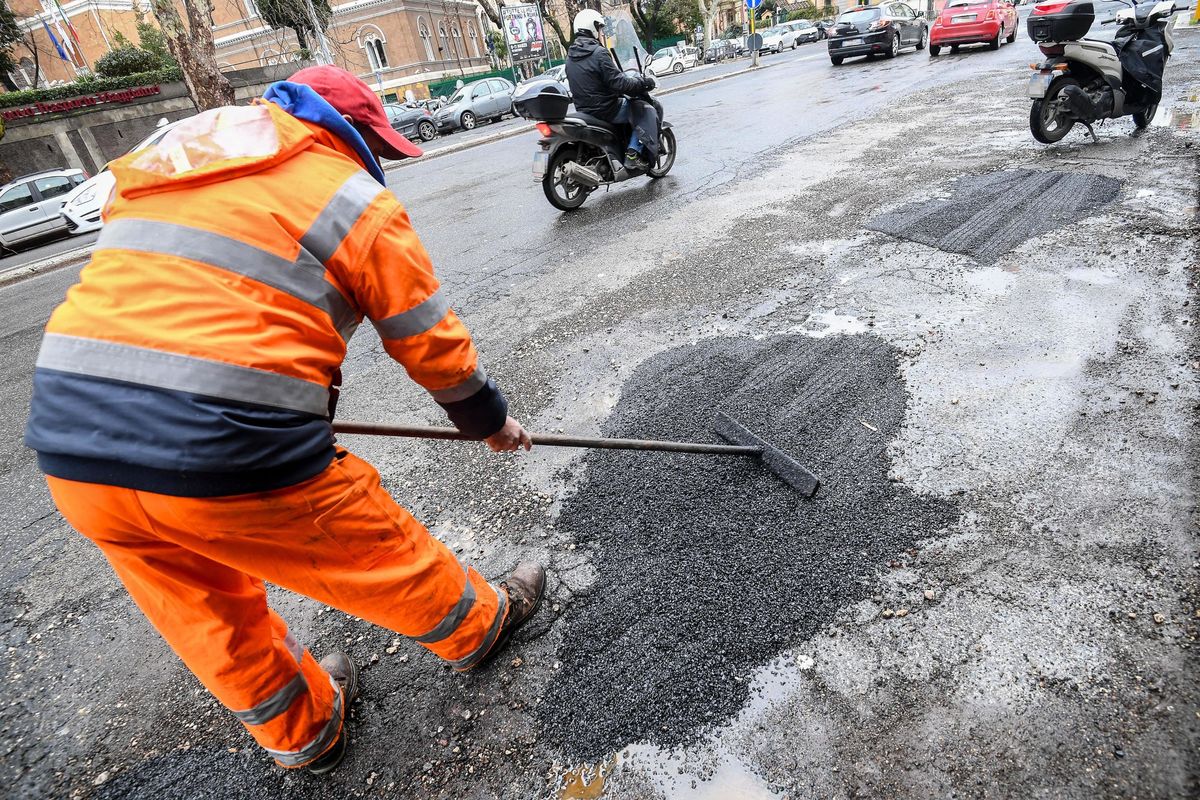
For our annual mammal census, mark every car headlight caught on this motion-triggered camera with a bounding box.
[68,186,97,207]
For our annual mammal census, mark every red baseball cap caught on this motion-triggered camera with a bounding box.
[288,64,423,160]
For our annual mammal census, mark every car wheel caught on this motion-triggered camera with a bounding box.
[461,111,476,130]
[916,26,927,50]
[830,55,844,65]
[672,61,684,74]
[417,120,436,141]
[885,32,899,58]
[1006,24,1017,43]
[929,43,941,56]
[950,44,961,53]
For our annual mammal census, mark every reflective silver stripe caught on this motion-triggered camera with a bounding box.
[37,333,330,416]
[282,630,303,664]
[427,366,488,403]
[96,219,356,339]
[232,672,307,726]
[372,288,451,340]
[265,676,344,767]
[413,568,477,644]
[300,172,386,263]
[451,584,508,671]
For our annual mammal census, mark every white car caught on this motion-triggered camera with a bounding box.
[760,26,799,52]
[647,45,698,77]
[59,118,184,234]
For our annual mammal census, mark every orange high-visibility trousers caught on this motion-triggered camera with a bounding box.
[46,449,505,768]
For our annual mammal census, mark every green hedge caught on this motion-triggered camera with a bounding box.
[0,67,183,110]
[426,60,565,98]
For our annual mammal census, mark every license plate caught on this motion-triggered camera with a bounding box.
[533,150,549,180]
[1027,72,1054,99]
[951,13,977,22]
[844,37,863,45]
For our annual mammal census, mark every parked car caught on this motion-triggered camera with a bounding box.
[0,168,87,253]
[517,64,569,95]
[432,77,516,132]
[704,38,735,61]
[647,45,698,76]
[827,3,928,64]
[384,102,438,142]
[760,26,800,52]
[59,119,184,235]
[781,20,823,43]
[816,19,838,38]
[929,0,1018,54]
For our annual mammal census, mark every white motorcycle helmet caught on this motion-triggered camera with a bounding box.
[573,9,605,36]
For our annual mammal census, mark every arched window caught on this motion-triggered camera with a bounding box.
[451,24,462,59]
[437,21,448,58]
[261,47,279,66]
[417,17,434,61]
[355,25,389,71]
[467,24,480,58]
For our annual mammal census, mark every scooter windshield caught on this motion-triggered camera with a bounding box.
[609,17,648,74]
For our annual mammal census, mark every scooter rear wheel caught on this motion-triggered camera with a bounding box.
[646,128,677,179]
[1030,76,1079,144]
[542,147,591,211]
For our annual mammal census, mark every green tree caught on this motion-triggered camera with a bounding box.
[137,18,175,65]
[95,45,161,77]
[0,1,30,91]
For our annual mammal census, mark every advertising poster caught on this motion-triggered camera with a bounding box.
[501,3,546,62]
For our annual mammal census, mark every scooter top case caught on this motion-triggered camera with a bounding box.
[1027,0,1094,43]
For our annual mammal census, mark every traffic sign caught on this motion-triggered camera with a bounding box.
[747,32,763,50]
[746,0,762,9]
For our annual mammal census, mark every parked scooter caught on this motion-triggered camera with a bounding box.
[1026,0,1183,143]
[511,20,677,211]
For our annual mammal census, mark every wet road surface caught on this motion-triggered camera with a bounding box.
[2,21,1198,800]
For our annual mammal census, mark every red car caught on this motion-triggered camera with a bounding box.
[929,0,1019,54]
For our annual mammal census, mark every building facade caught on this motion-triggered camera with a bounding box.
[6,0,493,100]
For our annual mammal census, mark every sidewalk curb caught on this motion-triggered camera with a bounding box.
[0,245,93,289]
[384,62,772,170]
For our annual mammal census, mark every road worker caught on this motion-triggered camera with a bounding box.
[23,65,546,774]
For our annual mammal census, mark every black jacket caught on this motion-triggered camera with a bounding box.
[565,33,648,120]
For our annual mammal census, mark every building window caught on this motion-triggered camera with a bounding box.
[417,17,434,61]
[467,24,480,58]
[451,24,462,59]
[437,21,448,58]
[365,38,388,70]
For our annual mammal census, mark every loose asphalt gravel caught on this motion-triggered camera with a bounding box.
[868,168,1124,264]
[538,334,959,758]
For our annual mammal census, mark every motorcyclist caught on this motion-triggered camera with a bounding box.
[565,9,660,170]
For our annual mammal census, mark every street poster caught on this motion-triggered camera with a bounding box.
[501,3,546,63]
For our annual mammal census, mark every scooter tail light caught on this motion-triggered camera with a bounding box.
[535,122,553,137]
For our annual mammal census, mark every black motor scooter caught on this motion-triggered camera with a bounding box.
[512,23,677,211]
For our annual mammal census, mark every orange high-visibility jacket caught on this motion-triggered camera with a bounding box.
[25,100,507,496]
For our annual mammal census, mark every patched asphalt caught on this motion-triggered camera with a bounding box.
[868,168,1122,263]
[537,334,959,758]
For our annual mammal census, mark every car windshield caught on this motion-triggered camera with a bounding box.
[447,87,467,104]
[652,48,675,58]
[946,0,988,6]
[838,8,881,22]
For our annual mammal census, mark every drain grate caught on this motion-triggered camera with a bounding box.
[867,169,1122,264]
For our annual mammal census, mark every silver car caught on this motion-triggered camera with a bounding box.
[433,78,516,133]
[0,168,86,253]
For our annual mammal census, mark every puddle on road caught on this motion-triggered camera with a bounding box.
[555,758,616,799]
[1151,94,1199,130]
[796,309,868,337]
[1063,266,1118,286]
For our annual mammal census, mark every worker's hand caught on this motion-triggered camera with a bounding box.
[484,416,533,452]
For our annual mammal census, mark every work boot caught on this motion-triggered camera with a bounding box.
[458,562,546,672]
[306,652,359,775]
